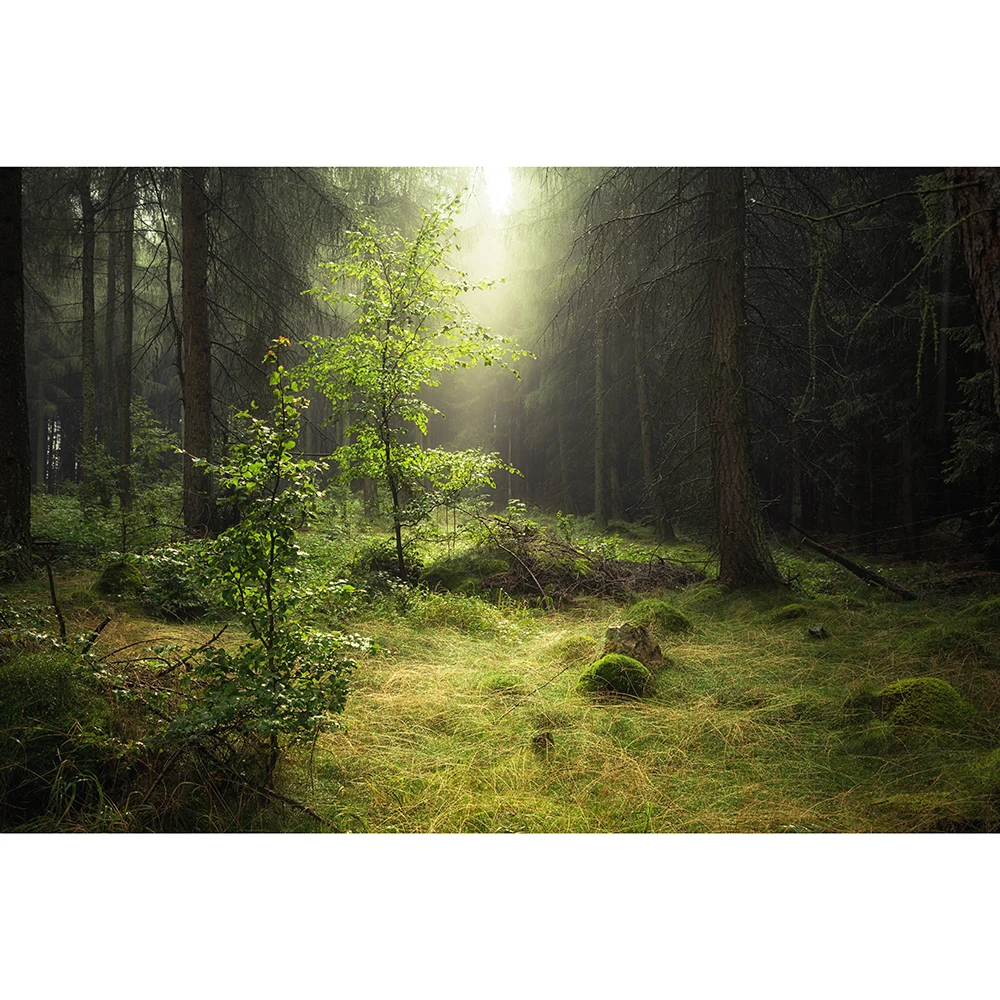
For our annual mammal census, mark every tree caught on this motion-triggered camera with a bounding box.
[181,166,216,535]
[303,196,522,575]
[703,168,782,587]
[0,168,32,581]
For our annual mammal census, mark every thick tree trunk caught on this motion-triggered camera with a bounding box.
[947,168,1000,413]
[0,168,32,581]
[79,170,97,492]
[118,171,135,509]
[704,167,781,588]
[181,167,216,535]
[594,318,607,527]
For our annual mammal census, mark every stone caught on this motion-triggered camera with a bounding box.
[602,622,664,671]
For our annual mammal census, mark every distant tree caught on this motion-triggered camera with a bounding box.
[302,197,521,575]
[181,166,216,535]
[0,167,32,580]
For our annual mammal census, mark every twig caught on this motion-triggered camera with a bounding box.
[81,616,112,655]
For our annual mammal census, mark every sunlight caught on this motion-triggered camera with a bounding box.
[482,165,513,215]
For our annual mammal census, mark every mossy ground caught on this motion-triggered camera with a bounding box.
[6,516,1000,832]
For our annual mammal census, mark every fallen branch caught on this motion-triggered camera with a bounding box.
[791,524,919,601]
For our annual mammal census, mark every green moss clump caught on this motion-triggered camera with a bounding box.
[544,634,599,664]
[579,653,653,698]
[95,560,143,598]
[875,676,973,731]
[626,598,693,638]
[769,603,810,622]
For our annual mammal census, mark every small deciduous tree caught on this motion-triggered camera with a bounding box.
[302,197,524,575]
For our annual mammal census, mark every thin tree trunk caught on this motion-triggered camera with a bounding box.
[594,317,607,527]
[704,167,781,588]
[0,168,32,580]
[181,167,215,535]
[103,177,118,455]
[947,168,1000,414]
[118,171,135,509]
[79,169,97,494]
[632,296,675,541]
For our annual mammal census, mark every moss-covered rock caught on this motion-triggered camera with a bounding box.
[875,676,973,731]
[625,598,693,638]
[579,653,653,697]
[602,622,665,671]
[95,560,143,598]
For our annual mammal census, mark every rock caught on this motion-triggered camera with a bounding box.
[807,625,829,640]
[602,622,664,671]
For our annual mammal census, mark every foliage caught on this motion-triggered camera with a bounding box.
[302,196,526,574]
[169,345,363,778]
[578,653,653,697]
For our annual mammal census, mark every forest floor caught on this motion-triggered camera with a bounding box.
[5,513,1000,833]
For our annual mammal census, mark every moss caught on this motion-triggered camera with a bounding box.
[420,550,510,594]
[769,603,810,623]
[957,597,1000,630]
[911,625,992,666]
[578,653,653,698]
[625,598,693,638]
[874,676,973,731]
[95,560,143,598]
[544,634,599,664]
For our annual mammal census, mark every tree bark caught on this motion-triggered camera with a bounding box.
[0,168,32,580]
[631,296,675,541]
[102,174,119,455]
[704,167,782,587]
[118,170,135,509]
[594,316,607,527]
[947,168,1000,413]
[79,169,97,491]
[181,167,216,535]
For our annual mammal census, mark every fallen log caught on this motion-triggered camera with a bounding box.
[792,525,918,601]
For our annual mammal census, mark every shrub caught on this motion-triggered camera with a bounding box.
[626,598,693,638]
[351,538,422,583]
[579,653,653,698]
[420,548,510,594]
[132,543,217,620]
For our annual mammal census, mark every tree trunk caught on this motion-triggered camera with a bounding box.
[79,170,97,494]
[102,176,119,455]
[118,171,135,509]
[181,167,216,535]
[632,296,675,541]
[947,168,1000,413]
[704,167,781,588]
[594,317,607,527]
[0,168,32,581]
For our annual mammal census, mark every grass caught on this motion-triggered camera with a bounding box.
[6,515,1000,833]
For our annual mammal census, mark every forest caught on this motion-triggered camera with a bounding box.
[2,164,1000,834]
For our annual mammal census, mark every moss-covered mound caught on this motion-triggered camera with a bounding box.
[544,634,600,664]
[875,676,973,731]
[911,625,992,667]
[579,653,653,698]
[420,549,511,594]
[769,603,810,623]
[95,560,143,598]
[957,597,1000,630]
[625,598,693,638]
